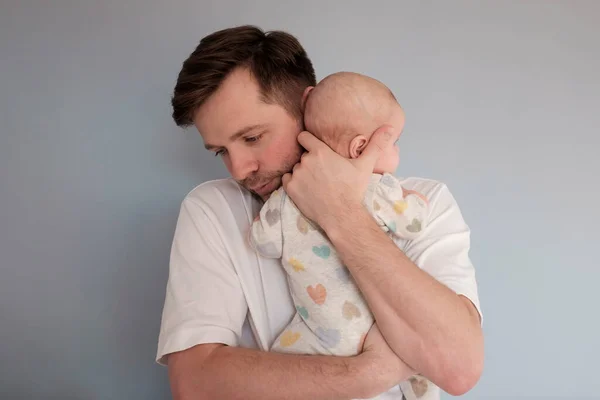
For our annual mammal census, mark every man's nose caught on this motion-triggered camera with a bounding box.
[228,151,258,181]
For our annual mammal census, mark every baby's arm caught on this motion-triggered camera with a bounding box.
[248,188,285,258]
[372,175,430,240]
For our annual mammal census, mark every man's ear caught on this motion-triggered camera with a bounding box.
[349,135,368,159]
[301,86,315,111]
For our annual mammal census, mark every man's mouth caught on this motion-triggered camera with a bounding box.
[249,178,277,196]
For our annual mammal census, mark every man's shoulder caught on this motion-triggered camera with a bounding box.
[393,175,448,195]
[184,178,241,202]
[392,175,465,213]
[182,178,254,211]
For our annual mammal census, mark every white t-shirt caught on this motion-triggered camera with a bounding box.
[156,177,482,399]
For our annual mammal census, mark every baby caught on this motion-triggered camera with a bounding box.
[249,72,435,400]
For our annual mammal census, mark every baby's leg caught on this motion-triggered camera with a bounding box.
[270,312,332,355]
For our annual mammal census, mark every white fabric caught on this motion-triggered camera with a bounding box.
[248,173,437,400]
[156,176,482,400]
[248,173,429,358]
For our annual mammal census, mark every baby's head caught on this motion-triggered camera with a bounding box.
[303,72,405,174]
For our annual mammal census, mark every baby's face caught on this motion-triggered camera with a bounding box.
[372,106,404,175]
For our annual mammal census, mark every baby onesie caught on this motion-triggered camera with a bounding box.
[249,173,436,400]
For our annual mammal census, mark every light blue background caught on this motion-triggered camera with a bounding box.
[1,1,598,399]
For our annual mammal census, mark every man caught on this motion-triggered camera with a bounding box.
[157,25,484,400]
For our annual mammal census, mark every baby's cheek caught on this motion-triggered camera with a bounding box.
[389,151,401,172]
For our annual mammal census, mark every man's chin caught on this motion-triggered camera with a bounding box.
[243,177,282,201]
[260,178,282,199]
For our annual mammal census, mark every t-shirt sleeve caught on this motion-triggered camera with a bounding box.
[156,197,248,365]
[402,183,483,323]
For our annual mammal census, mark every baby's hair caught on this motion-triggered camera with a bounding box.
[304,72,399,151]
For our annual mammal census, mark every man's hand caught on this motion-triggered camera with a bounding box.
[282,125,396,231]
[357,323,416,398]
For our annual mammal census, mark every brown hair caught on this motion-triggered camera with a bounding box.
[171,25,317,127]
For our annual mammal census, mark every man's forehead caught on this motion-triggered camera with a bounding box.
[209,68,261,108]
[194,69,261,122]
[195,99,270,142]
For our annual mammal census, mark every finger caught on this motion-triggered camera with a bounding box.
[368,322,380,336]
[282,172,292,191]
[355,124,396,171]
[297,130,329,153]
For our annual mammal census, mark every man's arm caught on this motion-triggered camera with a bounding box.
[323,188,483,396]
[168,343,364,400]
[168,325,415,400]
[282,129,484,396]
[159,190,412,400]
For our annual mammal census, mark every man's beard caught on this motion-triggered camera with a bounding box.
[238,148,302,199]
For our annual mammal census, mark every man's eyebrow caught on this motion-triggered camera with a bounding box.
[204,124,268,150]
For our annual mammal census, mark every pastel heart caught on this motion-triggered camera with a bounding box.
[307,284,327,305]
[381,174,397,187]
[336,266,351,283]
[296,305,309,320]
[409,376,429,398]
[256,241,280,257]
[279,330,301,347]
[296,215,312,234]
[265,209,280,226]
[393,200,408,214]
[373,200,381,211]
[406,218,422,233]
[312,245,330,259]
[316,327,341,349]
[288,257,305,272]
[342,301,361,320]
[386,221,397,233]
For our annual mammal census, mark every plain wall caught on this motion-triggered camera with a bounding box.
[1,1,598,399]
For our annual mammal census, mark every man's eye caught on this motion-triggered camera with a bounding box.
[245,134,262,143]
[214,149,226,157]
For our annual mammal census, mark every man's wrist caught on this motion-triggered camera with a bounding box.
[321,202,372,244]
[347,353,385,399]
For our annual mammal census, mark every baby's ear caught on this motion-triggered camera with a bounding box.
[301,86,315,111]
[349,135,368,159]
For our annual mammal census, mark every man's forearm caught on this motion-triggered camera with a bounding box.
[169,344,374,400]
[324,207,483,395]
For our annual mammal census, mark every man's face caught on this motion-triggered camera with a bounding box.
[194,68,304,200]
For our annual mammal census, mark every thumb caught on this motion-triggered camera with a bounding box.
[281,172,292,191]
[354,124,396,171]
